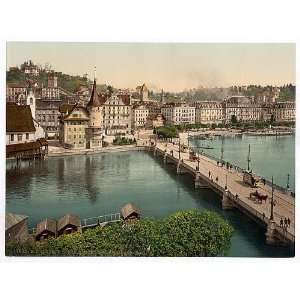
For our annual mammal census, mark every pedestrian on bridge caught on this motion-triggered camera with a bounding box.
[287,218,291,228]
[280,218,283,227]
[209,171,211,178]
[284,217,288,228]
[216,176,218,182]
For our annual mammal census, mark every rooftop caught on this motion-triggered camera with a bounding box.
[6,104,35,133]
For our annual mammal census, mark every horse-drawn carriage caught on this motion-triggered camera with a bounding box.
[189,151,197,161]
[243,171,259,188]
[249,190,268,204]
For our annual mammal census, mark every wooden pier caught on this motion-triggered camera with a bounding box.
[152,141,295,246]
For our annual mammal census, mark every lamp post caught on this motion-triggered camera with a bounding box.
[197,151,200,171]
[225,174,228,190]
[286,173,290,191]
[270,176,275,221]
[178,138,181,160]
[247,144,251,171]
[220,135,224,163]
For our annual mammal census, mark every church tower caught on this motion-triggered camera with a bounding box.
[160,89,165,104]
[86,74,104,149]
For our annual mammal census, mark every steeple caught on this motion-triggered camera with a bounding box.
[161,89,165,103]
[87,77,102,107]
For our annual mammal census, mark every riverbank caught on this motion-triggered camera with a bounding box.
[48,144,148,157]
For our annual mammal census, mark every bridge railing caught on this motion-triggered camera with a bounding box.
[190,147,293,196]
[227,190,294,242]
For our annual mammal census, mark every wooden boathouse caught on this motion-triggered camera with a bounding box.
[36,218,57,241]
[121,203,140,222]
[57,214,81,236]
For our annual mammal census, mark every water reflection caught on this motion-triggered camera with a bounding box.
[6,150,294,257]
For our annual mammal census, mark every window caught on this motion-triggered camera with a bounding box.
[10,134,14,141]
[26,133,29,140]
[17,134,22,141]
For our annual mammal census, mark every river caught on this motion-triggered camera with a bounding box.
[6,135,295,257]
[190,134,295,192]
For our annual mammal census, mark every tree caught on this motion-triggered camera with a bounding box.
[6,210,234,257]
[107,85,114,95]
[270,114,275,124]
[230,115,238,124]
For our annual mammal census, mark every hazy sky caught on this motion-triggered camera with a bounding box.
[7,42,295,92]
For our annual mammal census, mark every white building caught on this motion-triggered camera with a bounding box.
[102,92,132,135]
[161,103,195,125]
[273,102,295,122]
[132,104,149,128]
[223,96,262,123]
[193,101,223,124]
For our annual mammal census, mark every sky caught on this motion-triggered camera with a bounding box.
[6,42,295,92]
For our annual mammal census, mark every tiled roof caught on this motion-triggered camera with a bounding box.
[6,104,35,133]
[5,213,28,231]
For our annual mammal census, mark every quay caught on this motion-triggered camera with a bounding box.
[151,140,295,246]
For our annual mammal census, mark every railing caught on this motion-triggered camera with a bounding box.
[28,228,36,235]
[191,147,293,196]
[81,213,121,228]
[227,190,295,243]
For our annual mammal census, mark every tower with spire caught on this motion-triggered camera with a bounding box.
[85,69,105,148]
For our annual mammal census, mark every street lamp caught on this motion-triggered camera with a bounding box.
[197,152,200,171]
[179,138,181,160]
[270,176,275,221]
[225,174,228,190]
[286,173,290,191]
[220,135,224,163]
[247,144,251,171]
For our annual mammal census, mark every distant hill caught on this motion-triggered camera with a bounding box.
[7,67,93,93]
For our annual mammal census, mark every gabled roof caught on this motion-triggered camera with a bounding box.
[6,103,35,133]
[59,103,76,114]
[63,104,89,121]
[87,79,103,107]
[121,203,140,219]
[57,214,81,231]
[36,218,57,235]
[5,213,28,231]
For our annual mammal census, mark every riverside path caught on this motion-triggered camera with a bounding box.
[153,141,295,246]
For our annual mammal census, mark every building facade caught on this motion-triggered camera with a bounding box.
[6,83,28,103]
[193,101,223,124]
[136,83,149,102]
[102,92,132,135]
[273,102,295,122]
[223,96,262,123]
[132,104,149,128]
[59,105,89,149]
[161,103,195,125]
[145,113,165,128]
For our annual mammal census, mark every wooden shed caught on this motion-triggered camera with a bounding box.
[57,214,81,236]
[121,203,140,221]
[5,213,29,243]
[35,218,57,241]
